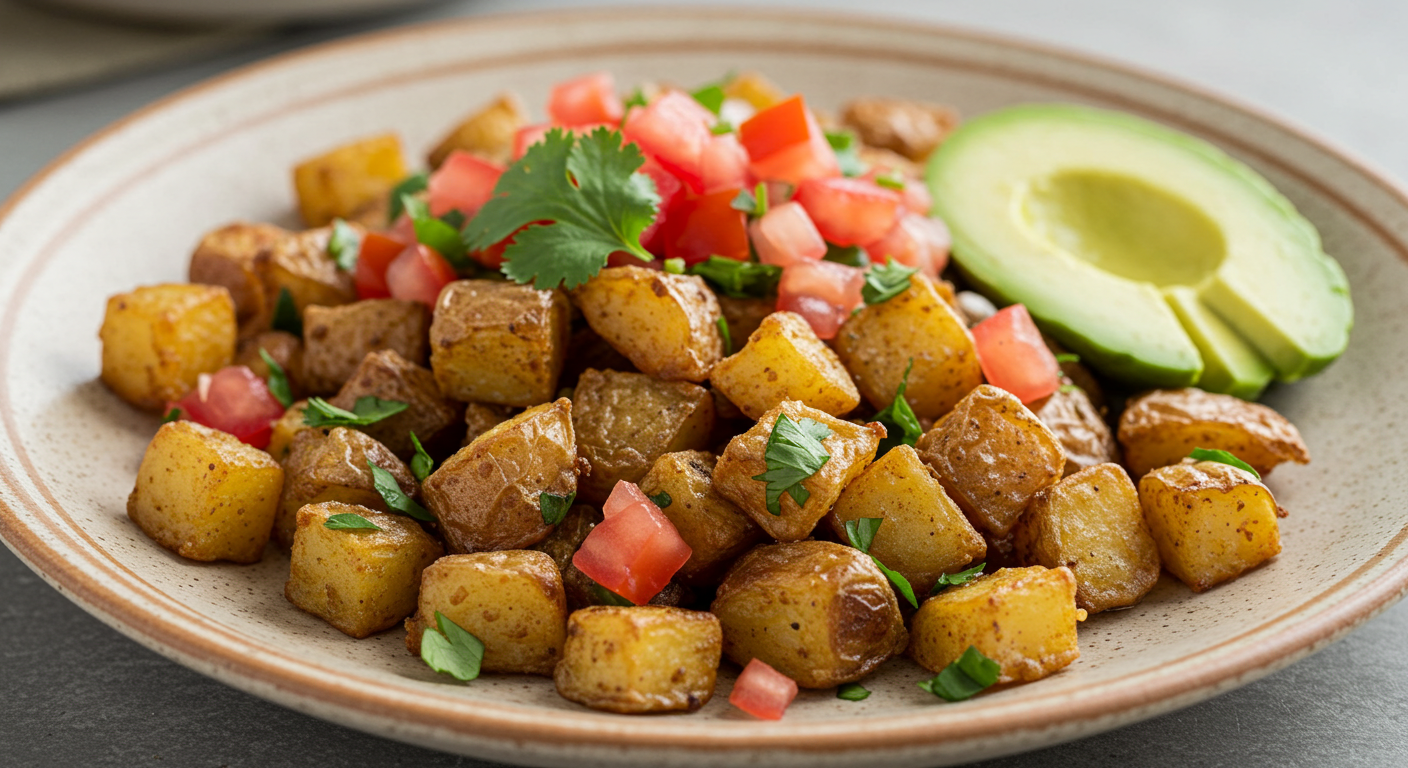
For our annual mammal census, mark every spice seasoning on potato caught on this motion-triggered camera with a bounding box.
[328,349,462,457]
[302,299,431,394]
[427,92,528,168]
[554,605,723,713]
[187,221,287,327]
[638,450,765,584]
[1030,383,1120,477]
[274,427,418,549]
[256,225,358,333]
[840,96,960,162]
[1119,388,1310,478]
[292,133,409,227]
[100,283,236,410]
[569,266,725,383]
[429,280,572,407]
[710,311,861,420]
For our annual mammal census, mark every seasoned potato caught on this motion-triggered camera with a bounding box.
[328,349,463,456]
[427,92,528,168]
[1031,383,1119,477]
[284,501,442,638]
[570,266,724,382]
[638,451,764,584]
[293,133,409,227]
[723,71,787,110]
[258,226,358,327]
[235,330,305,398]
[833,274,983,420]
[855,145,922,179]
[711,541,908,688]
[267,400,312,462]
[127,420,283,563]
[99,284,236,410]
[915,385,1066,538]
[423,399,580,554]
[1138,461,1283,592]
[573,369,714,504]
[187,221,286,326]
[303,299,431,394]
[710,311,861,420]
[716,295,774,348]
[430,280,572,407]
[715,400,883,542]
[529,504,606,611]
[554,606,722,713]
[840,96,959,162]
[1013,463,1160,613]
[827,445,985,595]
[1120,388,1310,478]
[274,427,418,549]
[404,551,567,675]
[559,326,637,388]
[462,402,516,446]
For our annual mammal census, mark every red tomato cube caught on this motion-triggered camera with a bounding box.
[638,157,686,254]
[427,150,504,218]
[512,123,552,161]
[970,304,1062,404]
[700,133,750,194]
[548,71,624,126]
[353,231,408,299]
[795,177,903,246]
[749,201,826,267]
[170,366,285,449]
[571,481,692,605]
[729,658,799,720]
[623,91,717,192]
[776,260,864,340]
[739,95,839,185]
[864,213,951,279]
[661,188,750,265]
[386,243,458,307]
[603,480,654,518]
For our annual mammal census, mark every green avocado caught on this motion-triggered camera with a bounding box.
[927,104,1352,397]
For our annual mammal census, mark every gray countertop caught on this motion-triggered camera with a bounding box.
[3,1,1407,765]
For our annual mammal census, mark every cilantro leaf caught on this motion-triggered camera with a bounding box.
[825,129,869,177]
[837,682,870,701]
[824,242,869,268]
[439,209,467,230]
[862,258,919,305]
[420,611,485,682]
[647,490,672,509]
[691,83,725,115]
[324,513,381,531]
[161,407,182,424]
[386,172,429,223]
[623,88,647,111]
[843,517,918,608]
[717,317,733,356]
[752,413,832,516]
[730,188,757,215]
[367,459,435,522]
[663,258,685,274]
[931,562,986,594]
[591,581,636,607]
[409,431,434,482]
[873,557,918,608]
[271,287,302,337]
[328,219,362,271]
[397,194,471,270]
[874,173,905,191]
[540,491,575,526]
[688,256,781,299]
[258,348,293,409]
[710,122,735,135]
[873,359,922,457]
[1189,448,1260,479]
[302,396,408,428]
[918,646,1001,702]
[1055,352,1081,363]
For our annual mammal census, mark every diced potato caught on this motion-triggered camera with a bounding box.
[423,398,580,553]
[187,221,287,325]
[560,326,637,388]
[303,299,431,394]
[833,274,983,420]
[274,427,418,549]
[1013,463,1160,613]
[716,295,774,348]
[915,385,1066,538]
[284,501,443,638]
[723,71,787,111]
[711,541,908,688]
[293,133,409,227]
[827,445,985,595]
[427,92,528,168]
[529,504,606,611]
[710,311,861,420]
[572,369,714,504]
[328,349,462,457]
[430,280,572,407]
[638,451,764,584]
[100,284,236,410]
[908,566,1085,684]
[1031,383,1120,477]
[462,402,516,446]
[1119,388,1310,478]
[404,551,567,675]
[1138,460,1283,592]
[126,420,283,563]
[267,400,312,462]
[235,330,305,399]
[570,266,724,382]
[259,226,358,326]
[554,606,722,713]
[840,96,959,162]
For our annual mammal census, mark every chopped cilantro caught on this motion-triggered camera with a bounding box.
[717,316,733,356]
[591,582,636,607]
[752,413,832,516]
[623,88,648,111]
[825,129,869,177]
[420,611,485,682]
[327,219,362,271]
[439,209,467,230]
[409,431,434,482]
[862,258,919,305]
[386,172,429,223]
[917,646,1001,702]
[874,173,905,191]
[688,256,781,299]
[710,122,735,135]
[401,194,470,270]
[1189,448,1260,479]
[931,563,985,594]
[1055,352,1080,363]
[303,396,408,428]
[754,181,768,216]
[161,407,182,424]
[271,287,302,337]
[324,513,381,531]
[258,348,293,409]
[873,359,922,457]
[730,188,757,214]
[540,491,575,525]
[663,257,686,274]
[691,83,725,115]
[823,242,869,268]
[367,460,434,522]
[647,490,672,509]
[1059,383,1082,394]
[837,683,870,701]
[844,517,918,608]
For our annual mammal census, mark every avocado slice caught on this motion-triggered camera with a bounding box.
[927,104,1352,393]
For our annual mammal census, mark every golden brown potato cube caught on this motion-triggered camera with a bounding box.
[1031,383,1119,477]
[303,299,431,394]
[259,226,358,326]
[554,606,722,713]
[908,566,1085,684]
[100,284,236,410]
[187,221,287,326]
[428,92,528,168]
[328,349,462,456]
[711,541,908,688]
[573,369,714,504]
[1138,461,1283,592]
[462,402,516,446]
[284,502,443,638]
[293,133,409,227]
[710,311,861,420]
[423,398,580,554]
[723,71,786,110]
[1013,463,1160,613]
[1119,388,1310,478]
[570,266,724,382]
[430,280,572,407]
[267,400,312,461]
[127,420,283,563]
[915,385,1066,538]
[840,96,959,162]
[715,295,774,351]
[274,427,419,549]
[235,330,305,398]
[827,445,985,595]
[833,274,983,420]
[638,451,764,584]
[715,400,882,542]
[404,551,567,675]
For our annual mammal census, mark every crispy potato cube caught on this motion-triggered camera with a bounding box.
[258,226,358,327]
[284,502,442,638]
[423,398,580,553]
[710,311,861,420]
[267,400,311,462]
[712,541,908,688]
[235,330,305,399]
[462,402,516,446]
[430,280,571,407]
[834,274,983,420]
[908,566,1085,684]
[554,606,722,713]
[1119,388,1310,478]
[572,369,714,504]
[100,284,236,410]
[1013,463,1160,613]
[638,451,764,584]
[570,267,724,383]
[827,445,985,595]
[303,299,431,394]
[293,133,409,227]
[715,400,882,542]
[404,551,567,675]
[1138,461,1283,592]
[916,385,1066,538]
[328,349,462,456]
[428,93,527,167]
[187,221,287,326]
[1031,383,1119,477]
[723,71,787,110]
[840,96,959,162]
[274,427,419,549]
[716,295,774,346]
[127,421,283,563]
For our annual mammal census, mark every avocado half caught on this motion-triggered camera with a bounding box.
[927,104,1352,397]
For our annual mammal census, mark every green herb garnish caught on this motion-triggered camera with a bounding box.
[258,348,293,408]
[623,88,648,111]
[873,359,921,457]
[161,407,182,424]
[420,611,485,682]
[917,646,1001,702]
[844,517,918,608]
[367,459,434,522]
[862,258,919,305]
[409,430,434,482]
[1059,383,1082,394]
[823,242,869,268]
[540,491,575,525]
[691,83,725,115]
[710,122,735,135]
[439,209,467,230]
[302,396,408,428]
[837,683,871,701]
[717,317,733,356]
[591,582,636,607]
[753,413,832,516]
[401,194,470,270]
[328,218,362,271]
[1189,448,1260,479]
[663,257,686,274]
[647,490,672,509]
[931,562,985,594]
[825,129,869,177]
[324,513,381,531]
[874,173,905,191]
[730,188,757,214]
[271,287,302,337]
[688,256,781,299]
[1054,353,1080,363]
[386,171,429,223]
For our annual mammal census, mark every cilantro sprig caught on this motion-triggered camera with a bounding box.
[161,407,182,424]
[324,513,381,531]
[688,256,781,299]
[271,287,302,337]
[1189,448,1260,479]
[258,348,293,409]
[862,258,919,305]
[752,413,832,516]
[540,491,575,526]
[873,359,921,457]
[367,460,434,522]
[420,611,485,682]
[409,431,434,482]
[401,195,471,270]
[931,563,985,594]
[327,219,361,271]
[825,129,869,178]
[386,171,429,223]
[844,517,918,608]
[918,645,1001,702]
[302,396,408,428]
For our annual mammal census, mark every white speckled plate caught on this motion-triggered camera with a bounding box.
[2,9,1407,767]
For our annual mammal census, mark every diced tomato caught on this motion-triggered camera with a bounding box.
[169,366,285,449]
[900,177,932,215]
[700,133,750,194]
[572,481,692,605]
[662,188,750,265]
[864,213,951,279]
[388,212,417,245]
[739,95,839,185]
[353,231,407,299]
[638,157,686,254]
[605,251,660,269]
[970,304,1062,404]
[385,243,458,307]
[513,123,553,160]
[427,150,504,218]
[776,260,864,339]
[623,91,715,192]
[749,201,826,267]
[548,71,624,126]
[729,658,798,720]
[471,222,538,270]
[795,177,903,246]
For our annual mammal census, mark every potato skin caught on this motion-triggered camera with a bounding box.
[187,221,287,326]
[100,284,236,410]
[1119,388,1310,478]
[840,96,959,162]
[302,299,431,394]
[554,606,722,713]
[328,349,463,457]
[275,427,418,549]
[429,280,571,407]
[461,402,516,446]
[710,311,861,420]
[235,330,305,399]
[293,133,408,227]
[257,226,358,332]
[267,400,312,462]
[638,451,764,584]
[570,266,724,382]
[716,295,774,348]
[711,541,908,689]
[1031,384,1120,477]
[428,92,527,168]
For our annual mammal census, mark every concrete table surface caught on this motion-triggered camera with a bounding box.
[2,1,1406,765]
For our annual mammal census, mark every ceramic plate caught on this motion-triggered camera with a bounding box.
[2,9,1407,767]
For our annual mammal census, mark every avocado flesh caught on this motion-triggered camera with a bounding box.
[927,104,1352,393]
